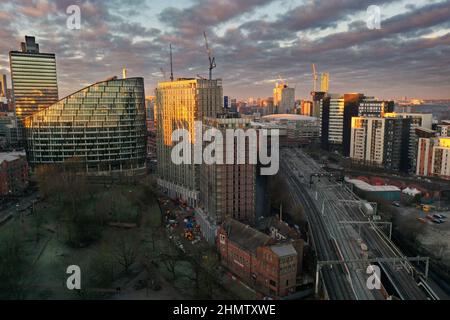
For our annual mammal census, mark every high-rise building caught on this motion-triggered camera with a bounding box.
[358,97,394,117]
[24,77,147,174]
[327,96,345,147]
[145,96,155,129]
[0,74,8,112]
[273,83,295,114]
[385,113,432,172]
[0,112,22,148]
[322,93,364,156]
[199,117,256,225]
[262,97,274,115]
[311,91,326,118]
[416,137,437,177]
[155,78,223,206]
[417,137,450,180]
[350,116,411,172]
[322,95,397,155]
[432,138,450,180]
[319,94,331,148]
[0,74,7,97]
[350,117,385,167]
[9,36,58,121]
[300,100,313,116]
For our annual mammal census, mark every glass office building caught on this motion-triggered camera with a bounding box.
[24,77,147,174]
[9,36,59,121]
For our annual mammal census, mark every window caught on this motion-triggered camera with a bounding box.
[219,234,226,245]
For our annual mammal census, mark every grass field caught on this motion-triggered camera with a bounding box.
[0,181,240,300]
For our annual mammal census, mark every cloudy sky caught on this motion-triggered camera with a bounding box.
[1,0,450,100]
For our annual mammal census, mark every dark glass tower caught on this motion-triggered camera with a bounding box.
[9,36,59,121]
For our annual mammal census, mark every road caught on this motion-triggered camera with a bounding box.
[0,192,40,225]
[281,148,435,300]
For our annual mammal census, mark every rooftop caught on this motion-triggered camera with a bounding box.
[345,177,401,192]
[222,219,271,254]
[270,244,297,257]
[416,127,435,133]
[262,114,318,122]
[0,151,26,165]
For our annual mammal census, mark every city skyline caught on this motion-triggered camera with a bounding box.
[0,0,450,100]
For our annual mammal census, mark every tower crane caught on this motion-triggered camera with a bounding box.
[203,31,216,80]
[321,72,329,92]
[312,63,318,92]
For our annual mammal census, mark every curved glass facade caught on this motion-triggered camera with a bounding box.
[24,77,147,174]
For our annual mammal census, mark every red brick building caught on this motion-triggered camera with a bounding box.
[217,219,303,298]
[0,151,29,196]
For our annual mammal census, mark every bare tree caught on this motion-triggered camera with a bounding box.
[159,252,178,280]
[113,233,138,274]
[90,246,116,288]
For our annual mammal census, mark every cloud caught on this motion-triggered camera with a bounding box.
[159,0,276,36]
[0,0,449,99]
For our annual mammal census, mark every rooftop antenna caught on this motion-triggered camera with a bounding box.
[203,31,216,80]
[170,44,174,81]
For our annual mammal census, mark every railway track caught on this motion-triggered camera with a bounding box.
[281,147,433,300]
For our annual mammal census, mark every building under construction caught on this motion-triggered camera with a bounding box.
[155,78,223,206]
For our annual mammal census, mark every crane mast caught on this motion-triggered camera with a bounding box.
[312,63,318,92]
[203,31,216,80]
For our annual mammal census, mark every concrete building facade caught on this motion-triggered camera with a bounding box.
[273,83,295,114]
[386,113,432,173]
[155,78,223,206]
[350,116,411,172]
[417,137,450,180]
[199,117,256,225]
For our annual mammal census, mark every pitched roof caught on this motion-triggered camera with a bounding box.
[223,219,271,254]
